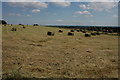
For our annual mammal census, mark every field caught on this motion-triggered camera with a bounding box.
[2,25,118,78]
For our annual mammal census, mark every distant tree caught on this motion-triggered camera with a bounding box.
[0,20,7,25]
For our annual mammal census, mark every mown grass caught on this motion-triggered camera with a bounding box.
[2,25,118,78]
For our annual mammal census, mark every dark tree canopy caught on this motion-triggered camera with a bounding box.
[0,20,7,25]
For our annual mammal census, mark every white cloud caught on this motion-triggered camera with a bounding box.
[52,2,71,7]
[8,13,33,17]
[8,13,21,16]
[32,9,40,13]
[9,2,48,8]
[75,10,91,15]
[79,2,117,11]
[26,14,32,17]
[79,4,89,9]
[85,14,93,17]
[2,0,119,2]
[75,10,93,17]
[89,2,117,11]
[3,0,40,2]
[87,0,118,2]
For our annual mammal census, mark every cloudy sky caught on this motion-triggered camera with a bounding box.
[2,2,119,26]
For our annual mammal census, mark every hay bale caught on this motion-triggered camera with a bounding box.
[76,30,80,32]
[11,28,17,31]
[108,30,113,33]
[59,30,63,32]
[96,32,100,35]
[23,26,26,28]
[22,25,26,29]
[85,34,91,37]
[70,30,74,32]
[19,24,23,25]
[14,28,17,31]
[91,33,96,36]
[47,31,54,36]
[82,31,86,33]
[68,32,74,36]
[33,24,39,26]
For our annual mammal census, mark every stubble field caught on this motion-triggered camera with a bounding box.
[2,25,118,78]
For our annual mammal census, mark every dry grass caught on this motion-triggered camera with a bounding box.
[2,25,118,78]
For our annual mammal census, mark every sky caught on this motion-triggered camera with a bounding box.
[1,0,120,2]
[2,2,119,26]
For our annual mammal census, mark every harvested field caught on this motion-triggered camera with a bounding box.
[2,25,118,78]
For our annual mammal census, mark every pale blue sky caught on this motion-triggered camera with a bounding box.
[2,2,118,26]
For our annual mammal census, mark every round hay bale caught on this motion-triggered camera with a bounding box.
[85,34,91,37]
[76,30,80,32]
[70,30,74,32]
[33,24,39,26]
[68,32,74,36]
[91,33,96,36]
[11,28,17,31]
[22,26,26,29]
[108,30,113,33]
[59,30,63,32]
[96,32,100,35]
[47,31,54,36]
[19,24,23,25]
[82,31,86,33]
